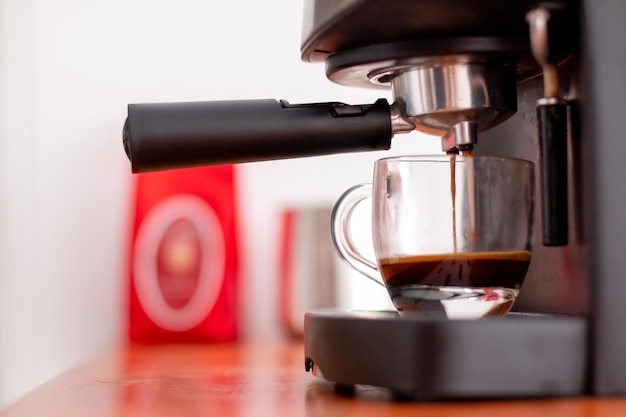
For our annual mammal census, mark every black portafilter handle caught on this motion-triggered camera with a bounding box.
[537,98,569,246]
[123,98,392,173]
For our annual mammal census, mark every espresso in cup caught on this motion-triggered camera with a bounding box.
[380,251,531,317]
[331,155,534,319]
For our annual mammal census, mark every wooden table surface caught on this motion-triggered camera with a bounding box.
[2,339,626,417]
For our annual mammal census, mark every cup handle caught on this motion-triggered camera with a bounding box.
[331,184,385,287]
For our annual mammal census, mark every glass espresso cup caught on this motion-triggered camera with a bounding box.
[331,155,534,319]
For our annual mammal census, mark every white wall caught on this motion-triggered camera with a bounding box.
[0,0,441,407]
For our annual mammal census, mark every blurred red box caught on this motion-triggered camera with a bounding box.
[127,165,238,343]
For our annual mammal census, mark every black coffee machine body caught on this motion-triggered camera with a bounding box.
[123,0,626,398]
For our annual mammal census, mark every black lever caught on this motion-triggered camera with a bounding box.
[123,98,392,173]
[537,98,568,246]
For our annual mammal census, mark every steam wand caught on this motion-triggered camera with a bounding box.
[527,7,570,246]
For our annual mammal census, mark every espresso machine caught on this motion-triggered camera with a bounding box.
[122,0,626,399]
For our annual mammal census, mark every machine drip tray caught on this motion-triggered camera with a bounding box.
[304,309,588,399]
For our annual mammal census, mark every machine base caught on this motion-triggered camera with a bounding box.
[304,309,587,400]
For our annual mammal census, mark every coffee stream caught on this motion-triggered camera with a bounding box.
[450,151,476,253]
[465,151,477,243]
[450,154,457,252]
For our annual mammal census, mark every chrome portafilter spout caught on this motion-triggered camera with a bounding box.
[380,56,518,153]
